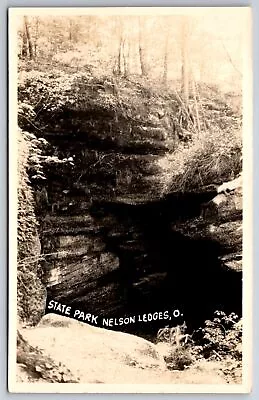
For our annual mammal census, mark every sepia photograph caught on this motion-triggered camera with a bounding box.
[8,7,252,393]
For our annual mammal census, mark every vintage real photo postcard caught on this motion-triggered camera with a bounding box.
[8,7,253,393]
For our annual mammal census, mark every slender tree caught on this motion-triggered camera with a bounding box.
[162,30,169,86]
[113,18,129,77]
[181,16,190,103]
[21,18,28,58]
[24,16,34,60]
[138,17,148,77]
[34,17,39,59]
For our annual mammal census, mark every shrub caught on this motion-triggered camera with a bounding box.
[192,311,242,361]
[157,323,194,370]
[163,346,193,371]
[164,126,242,193]
[157,312,242,371]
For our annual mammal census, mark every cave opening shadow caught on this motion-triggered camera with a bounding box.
[99,202,242,337]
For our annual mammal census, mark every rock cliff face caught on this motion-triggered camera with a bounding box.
[23,76,242,334]
[39,178,242,335]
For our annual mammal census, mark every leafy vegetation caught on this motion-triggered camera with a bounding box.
[157,323,194,370]
[157,311,242,377]
[17,129,46,325]
[193,311,242,361]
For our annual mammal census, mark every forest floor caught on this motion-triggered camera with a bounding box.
[16,314,241,386]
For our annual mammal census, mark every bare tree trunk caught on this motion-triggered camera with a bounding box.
[114,18,124,76]
[181,17,190,103]
[163,32,169,86]
[34,17,39,59]
[68,19,74,43]
[139,44,148,76]
[191,78,201,136]
[117,37,123,75]
[122,38,129,77]
[138,18,148,77]
[125,40,130,76]
[21,18,28,58]
[24,16,34,60]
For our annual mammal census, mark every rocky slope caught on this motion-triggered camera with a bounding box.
[16,314,231,385]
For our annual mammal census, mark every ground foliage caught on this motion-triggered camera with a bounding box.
[193,311,242,361]
[157,311,242,379]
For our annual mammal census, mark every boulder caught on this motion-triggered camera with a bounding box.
[20,314,167,383]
